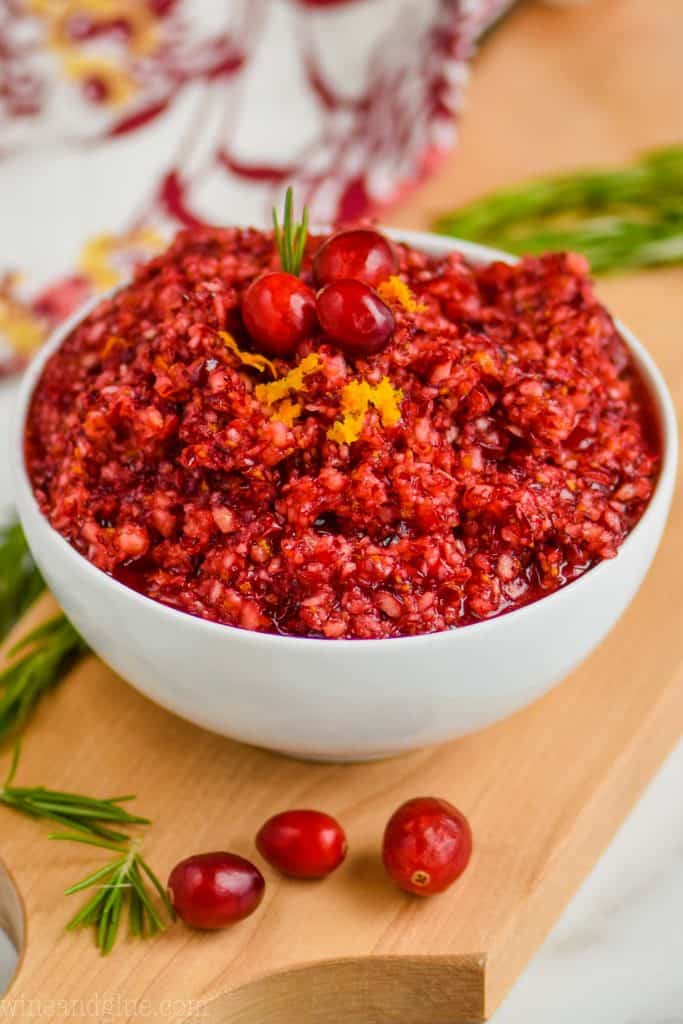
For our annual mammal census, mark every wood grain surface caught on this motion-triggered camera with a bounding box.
[1,1,682,1021]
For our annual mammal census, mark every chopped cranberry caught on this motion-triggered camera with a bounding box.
[242,271,317,357]
[26,225,660,640]
[256,809,347,879]
[168,851,265,929]
[313,228,397,288]
[382,797,472,896]
[317,279,395,356]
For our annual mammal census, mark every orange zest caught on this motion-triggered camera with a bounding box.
[219,331,276,376]
[254,352,322,405]
[377,275,427,314]
[327,378,403,445]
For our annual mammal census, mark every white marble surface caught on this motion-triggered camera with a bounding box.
[493,741,683,1023]
[1,742,681,1014]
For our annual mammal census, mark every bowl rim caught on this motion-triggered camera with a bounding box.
[13,228,679,650]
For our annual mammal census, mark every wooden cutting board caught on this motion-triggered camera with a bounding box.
[1,2,682,1021]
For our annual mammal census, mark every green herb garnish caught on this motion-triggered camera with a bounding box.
[0,614,88,742]
[0,743,149,842]
[273,186,309,276]
[52,833,174,955]
[0,523,169,956]
[0,745,168,953]
[434,144,683,274]
[0,521,45,642]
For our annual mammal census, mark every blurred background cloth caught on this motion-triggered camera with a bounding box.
[0,0,511,374]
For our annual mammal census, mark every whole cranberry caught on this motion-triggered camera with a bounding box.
[168,851,265,929]
[382,797,472,896]
[316,279,395,356]
[313,228,397,288]
[242,271,317,357]
[256,809,347,879]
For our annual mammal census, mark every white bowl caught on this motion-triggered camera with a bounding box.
[13,232,678,761]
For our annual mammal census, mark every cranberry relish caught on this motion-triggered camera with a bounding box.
[25,228,660,639]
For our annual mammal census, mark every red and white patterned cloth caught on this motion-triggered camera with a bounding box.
[0,0,515,508]
[0,0,512,378]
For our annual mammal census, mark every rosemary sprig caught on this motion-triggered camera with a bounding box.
[0,521,45,642]
[273,186,309,275]
[51,833,174,955]
[0,614,88,742]
[0,743,150,842]
[434,144,683,274]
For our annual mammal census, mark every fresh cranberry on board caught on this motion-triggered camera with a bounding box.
[313,228,397,288]
[382,797,472,896]
[242,271,317,357]
[316,278,395,356]
[256,809,348,879]
[168,851,265,929]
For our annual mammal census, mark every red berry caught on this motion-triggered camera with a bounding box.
[256,809,347,879]
[242,271,317,357]
[168,851,265,929]
[317,279,394,356]
[382,797,472,896]
[313,229,397,288]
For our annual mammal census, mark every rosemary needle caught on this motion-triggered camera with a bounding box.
[0,521,45,643]
[273,186,309,276]
[0,748,167,953]
[0,743,150,842]
[434,144,683,274]
[51,833,175,954]
[0,522,168,955]
[0,614,88,743]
